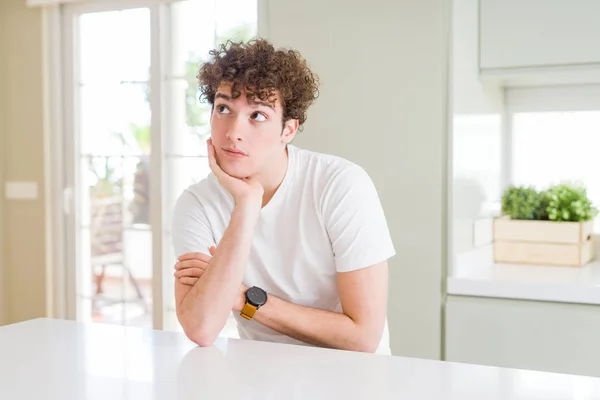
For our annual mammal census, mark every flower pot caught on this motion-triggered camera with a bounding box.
[493,216,595,266]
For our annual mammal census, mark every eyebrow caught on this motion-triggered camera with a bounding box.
[215,92,275,110]
[215,92,232,102]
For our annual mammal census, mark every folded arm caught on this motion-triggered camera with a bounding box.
[176,258,389,352]
[252,261,388,353]
[174,201,259,347]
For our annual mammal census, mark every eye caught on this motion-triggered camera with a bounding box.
[251,112,267,122]
[216,104,230,114]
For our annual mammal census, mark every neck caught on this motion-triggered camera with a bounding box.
[257,146,289,207]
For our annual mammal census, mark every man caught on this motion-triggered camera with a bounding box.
[172,39,395,354]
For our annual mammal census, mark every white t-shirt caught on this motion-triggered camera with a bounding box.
[171,145,396,354]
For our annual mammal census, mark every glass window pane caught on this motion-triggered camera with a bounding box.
[165,156,211,213]
[84,155,125,210]
[170,0,257,77]
[81,220,153,328]
[80,83,151,156]
[81,155,150,227]
[165,79,210,156]
[79,9,150,84]
[122,227,153,326]
[78,227,95,300]
[170,0,216,78]
[78,140,152,327]
[215,0,257,44]
[512,111,600,232]
[185,81,212,143]
[162,232,177,311]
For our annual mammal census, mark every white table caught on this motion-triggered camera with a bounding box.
[2,318,600,399]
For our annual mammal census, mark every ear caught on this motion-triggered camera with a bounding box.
[281,119,299,144]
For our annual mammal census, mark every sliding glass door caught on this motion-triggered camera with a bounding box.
[61,0,256,330]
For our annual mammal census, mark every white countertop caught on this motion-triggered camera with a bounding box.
[448,245,600,305]
[2,318,600,399]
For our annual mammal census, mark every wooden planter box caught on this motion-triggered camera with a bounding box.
[493,216,595,267]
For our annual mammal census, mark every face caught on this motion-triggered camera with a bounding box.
[209,83,299,179]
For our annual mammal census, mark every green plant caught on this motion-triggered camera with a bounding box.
[501,185,544,220]
[501,182,599,222]
[542,183,599,222]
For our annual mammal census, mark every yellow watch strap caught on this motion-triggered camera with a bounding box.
[240,302,258,320]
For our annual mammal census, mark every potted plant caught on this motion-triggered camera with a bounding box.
[494,183,598,266]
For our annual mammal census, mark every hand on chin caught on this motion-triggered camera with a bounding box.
[208,138,263,204]
[213,153,244,178]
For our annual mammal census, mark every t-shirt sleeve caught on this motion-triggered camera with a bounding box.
[321,165,396,273]
[171,189,216,258]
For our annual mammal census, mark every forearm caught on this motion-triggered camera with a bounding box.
[178,202,258,345]
[253,295,381,353]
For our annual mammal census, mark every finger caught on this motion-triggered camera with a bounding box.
[175,260,208,271]
[209,246,216,256]
[175,260,208,270]
[207,140,227,179]
[242,176,264,192]
[174,268,205,279]
[177,252,211,262]
[179,277,198,286]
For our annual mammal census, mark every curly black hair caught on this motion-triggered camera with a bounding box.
[197,39,319,128]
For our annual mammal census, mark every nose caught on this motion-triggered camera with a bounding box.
[225,115,245,142]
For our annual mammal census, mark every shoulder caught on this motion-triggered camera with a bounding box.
[173,173,230,216]
[295,148,395,271]
[291,145,373,189]
[171,175,224,256]
[290,146,380,215]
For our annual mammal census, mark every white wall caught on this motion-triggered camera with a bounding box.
[451,0,504,255]
[261,0,450,359]
[453,0,503,114]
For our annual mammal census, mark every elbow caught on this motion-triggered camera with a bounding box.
[187,330,217,348]
[348,328,381,353]
[352,339,379,354]
[177,310,217,347]
[183,323,218,347]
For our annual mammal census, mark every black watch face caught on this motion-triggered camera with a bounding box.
[247,286,267,306]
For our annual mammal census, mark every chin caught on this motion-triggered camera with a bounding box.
[221,162,254,179]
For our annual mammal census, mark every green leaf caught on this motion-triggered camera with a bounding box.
[501,185,544,220]
[541,182,598,222]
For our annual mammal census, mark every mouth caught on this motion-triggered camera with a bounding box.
[222,147,248,157]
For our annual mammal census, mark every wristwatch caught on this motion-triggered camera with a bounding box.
[240,286,268,320]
